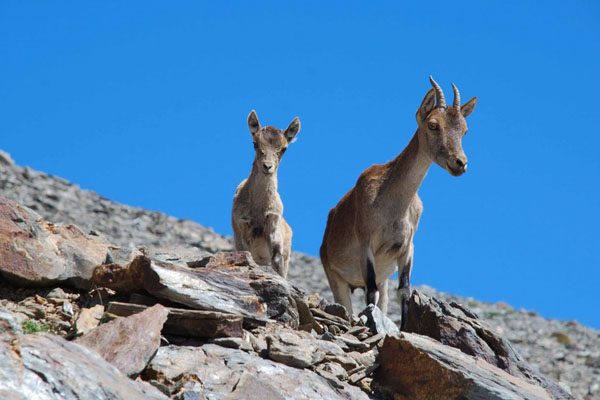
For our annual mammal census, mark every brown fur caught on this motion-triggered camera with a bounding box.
[320,79,477,320]
[232,110,300,278]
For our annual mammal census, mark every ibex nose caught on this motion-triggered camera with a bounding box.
[262,163,273,173]
[455,157,467,171]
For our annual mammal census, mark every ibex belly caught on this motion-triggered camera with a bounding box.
[372,218,414,280]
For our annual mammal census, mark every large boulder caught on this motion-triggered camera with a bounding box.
[404,291,574,399]
[373,332,554,400]
[93,250,303,328]
[0,196,108,289]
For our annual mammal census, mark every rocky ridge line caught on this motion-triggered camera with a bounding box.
[1,151,599,399]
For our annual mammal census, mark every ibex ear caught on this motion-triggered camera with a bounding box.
[417,88,436,121]
[460,97,477,118]
[248,110,261,136]
[284,117,300,143]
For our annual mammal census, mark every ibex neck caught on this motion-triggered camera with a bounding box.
[385,130,432,202]
[247,163,278,197]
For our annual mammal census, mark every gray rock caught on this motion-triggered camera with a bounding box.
[0,306,23,338]
[46,287,68,299]
[266,330,324,368]
[0,308,168,399]
[212,337,243,349]
[324,303,350,322]
[358,304,399,336]
[0,150,14,166]
[144,345,207,382]
[192,344,371,399]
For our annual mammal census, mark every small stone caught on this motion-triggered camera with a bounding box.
[323,303,350,321]
[212,337,243,349]
[74,305,105,336]
[62,302,74,316]
[240,331,253,352]
[21,302,46,319]
[337,333,370,351]
[362,333,384,347]
[249,332,267,354]
[0,150,15,166]
[358,304,399,336]
[347,326,369,336]
[325,354,360,371]
[316,362,348,380]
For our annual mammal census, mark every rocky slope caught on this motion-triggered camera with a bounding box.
[1,150,599,399]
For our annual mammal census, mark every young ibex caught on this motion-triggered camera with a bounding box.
[232,110,300,278]
[320,77,477,326]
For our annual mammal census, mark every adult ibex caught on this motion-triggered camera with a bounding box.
[232,110,300,278]
[320,77,477,326]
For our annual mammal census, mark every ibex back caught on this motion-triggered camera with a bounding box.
[232,110,300,278]
[320,77,477,327]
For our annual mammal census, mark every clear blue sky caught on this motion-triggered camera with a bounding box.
[2,2,599,328]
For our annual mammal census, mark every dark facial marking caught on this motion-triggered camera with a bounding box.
[252,226,264,238]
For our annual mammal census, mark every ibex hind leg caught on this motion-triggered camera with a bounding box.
[325,267,353,317]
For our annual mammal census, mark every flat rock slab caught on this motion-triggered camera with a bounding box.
[76,303,168,376]
[0,196,108,288]
[266,330,326,368]
[373,332,554,400]
[0,306,167,400]
[94,250,303,327]
[404,291,574,399]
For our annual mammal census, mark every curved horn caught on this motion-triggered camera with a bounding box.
[451,83,460,109]
[429,76,446,108]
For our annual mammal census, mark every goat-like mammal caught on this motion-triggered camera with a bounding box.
[232,110,300,278]
[320,77,477,325]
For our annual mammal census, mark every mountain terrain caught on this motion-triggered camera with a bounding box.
[0,149,598,399]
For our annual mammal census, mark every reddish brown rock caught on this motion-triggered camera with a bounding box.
[92,254,145,292]
[107,301,243,338]
[76,303,168,376]
[404,291,573,399]
[0,196,108,288]
[373,332,554,400]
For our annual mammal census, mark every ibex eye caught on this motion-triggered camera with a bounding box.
[428,121,438,130]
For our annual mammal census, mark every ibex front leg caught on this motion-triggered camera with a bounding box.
[265,213,285,277]
[397,243,414,331]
